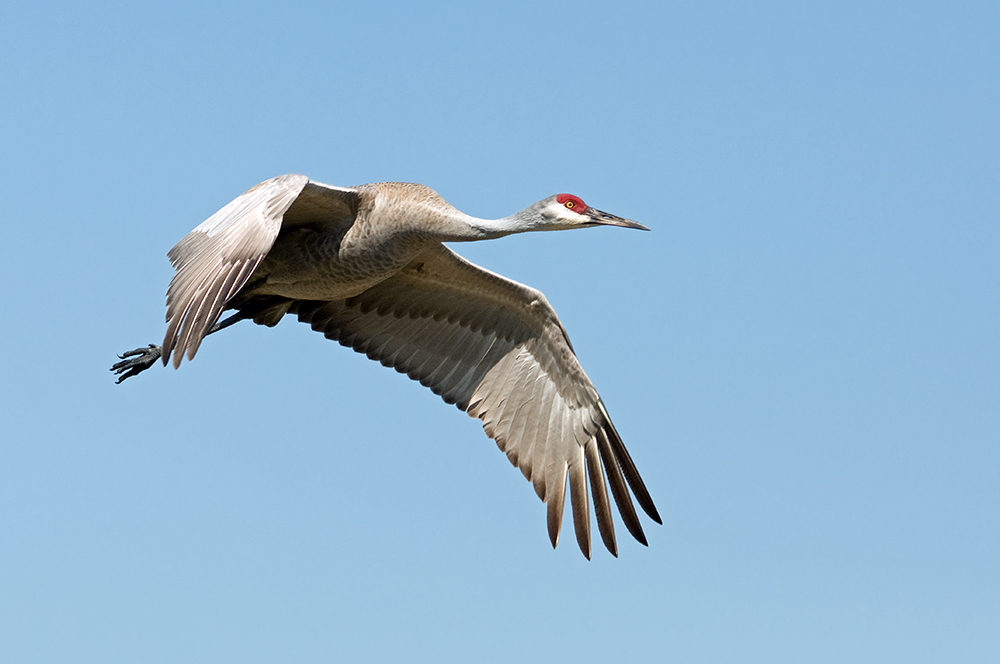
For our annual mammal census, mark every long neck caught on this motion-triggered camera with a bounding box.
[433,205,543,242]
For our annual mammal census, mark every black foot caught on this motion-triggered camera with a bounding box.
[111,344,162,383]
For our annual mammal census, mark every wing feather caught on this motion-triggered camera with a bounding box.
[490,361,535,456]
[585,437,617,556]
[568,447,591,558]
[596,427,647,546]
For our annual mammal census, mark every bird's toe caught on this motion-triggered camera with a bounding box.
[111,344,162,383]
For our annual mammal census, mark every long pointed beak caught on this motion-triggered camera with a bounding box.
[588,208,650,231]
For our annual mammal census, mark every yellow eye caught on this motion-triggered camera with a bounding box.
[565,200,575,209]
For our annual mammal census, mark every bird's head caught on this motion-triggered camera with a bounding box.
[528,193,650,232]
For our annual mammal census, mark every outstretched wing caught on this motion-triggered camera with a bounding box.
[293,244,660,558]
[162,175,358,366]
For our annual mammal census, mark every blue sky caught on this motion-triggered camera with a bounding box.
[1,1,997,662]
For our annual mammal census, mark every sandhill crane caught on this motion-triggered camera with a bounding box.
[112,174,661,558]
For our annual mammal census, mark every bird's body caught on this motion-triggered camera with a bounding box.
[248,182,471,301]
[114,174,660,558]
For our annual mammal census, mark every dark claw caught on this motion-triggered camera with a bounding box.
[111,344,162,383]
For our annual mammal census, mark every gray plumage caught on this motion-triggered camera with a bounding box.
[113,174,661,558]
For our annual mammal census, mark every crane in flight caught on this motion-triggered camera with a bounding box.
[112,174,661,558]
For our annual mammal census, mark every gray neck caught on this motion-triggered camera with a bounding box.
[435,204,544,242]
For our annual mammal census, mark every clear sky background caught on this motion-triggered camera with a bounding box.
[1,1,997,662]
